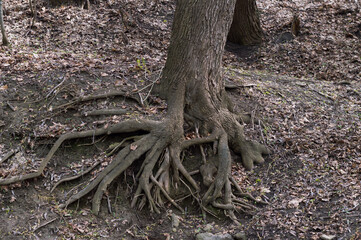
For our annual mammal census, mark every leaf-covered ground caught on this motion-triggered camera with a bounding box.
[0,0,360,239]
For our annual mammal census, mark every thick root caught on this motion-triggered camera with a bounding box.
[236,140,271,170]
[222,111,270,170]
[0,110,270,221]
[0,120,158,186]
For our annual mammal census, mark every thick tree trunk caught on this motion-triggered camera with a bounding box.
[160,0,235,120]
[158,0,269,217]
[227,0,263,45]
[0,0,9,46]
[160,0,268,169]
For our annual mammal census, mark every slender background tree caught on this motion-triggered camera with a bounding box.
[0,0,9,46]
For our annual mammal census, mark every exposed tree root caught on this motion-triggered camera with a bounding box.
[84,108,130,116]
[0,109,269,220]
[0,119,157,185]
[53,89,141,111]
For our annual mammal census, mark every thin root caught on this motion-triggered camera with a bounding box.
[54,89,141,110]
[51,161,101,193]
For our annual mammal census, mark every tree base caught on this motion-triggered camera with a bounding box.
[0,105,269,222]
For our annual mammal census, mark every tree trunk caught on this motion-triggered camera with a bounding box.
[159,0,235,120]
[227,0,263,45]
[159,0,269,210]
[0,0,9,46]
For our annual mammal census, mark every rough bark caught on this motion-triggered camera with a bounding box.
[0,0,9,46]
[158,0,270,219]
[159,1,235,118]
[160,0,268,170]
[227,0,263,45]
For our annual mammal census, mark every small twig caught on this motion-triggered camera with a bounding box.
[29,0,35,16]
[75,199,80,211]
[138,92,144,106]
[33,218,58,232]
[119,224,137,238]
[6,101,16,111]
[25,0,37,35]
[115,183,121,209]
[189,170,199,175]
[131,68,163,107]
[344,204,359,213]
[175,194,192,202]
[51,161,100,192]
[251,109,256,130]
[64,182,85,199]
[139,68,163,103]
[277,92,286,99]
[259,119,267,144]
[46,75,67,99]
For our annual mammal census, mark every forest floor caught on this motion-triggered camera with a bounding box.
[0,0,360,239]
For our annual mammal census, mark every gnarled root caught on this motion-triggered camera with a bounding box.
[0,110,270,220]
[0,119,157,186]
